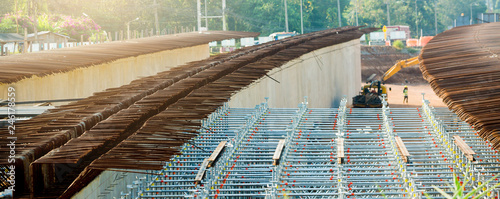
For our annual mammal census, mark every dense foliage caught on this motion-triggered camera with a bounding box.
[0,12,101,39]
[0,0,491,38]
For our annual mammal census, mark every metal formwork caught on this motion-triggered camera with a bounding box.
[343,107,407,198]
[386,106,459,198]
[208,107,298,198]
[425,104,500,198]
[275,102,341,198]
[125,97,500,199]
[135,103,263,198]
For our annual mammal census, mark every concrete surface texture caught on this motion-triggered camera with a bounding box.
[229,39,361,108]
[72,170,144,199]
[0,44,209,103]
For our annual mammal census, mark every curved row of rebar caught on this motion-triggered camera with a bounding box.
[420,22,500,150]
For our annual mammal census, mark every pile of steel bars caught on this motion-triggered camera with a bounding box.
[0,31,258,84]
[419,22,500,150]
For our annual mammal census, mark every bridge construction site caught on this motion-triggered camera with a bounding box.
[1,22,500,199]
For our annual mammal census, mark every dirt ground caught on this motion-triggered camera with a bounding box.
[360,45,446,108]
[361,46,425,84]
[385,83,446,108]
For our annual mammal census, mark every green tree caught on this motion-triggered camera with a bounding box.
[0,0,15,16]
[0,0,492,38]
[344,0,487,37]
[223,0,350,35]
[392,40,403,50]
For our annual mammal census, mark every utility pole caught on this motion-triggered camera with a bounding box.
[284,0,289,32]
[197,0,201,31]
[470,3,478,25]
[355,0,359,26]
[222,0,226,31]
[204,0,208,30]
[337,0,342,27]
[415,0,418,38]
[434,0,437,35]
[15,0,19,33]
[23,28,27,53]
[154,0,160,35]
[127,18,139,40]
[300,0,303,34]
[386,0,390,26]
[26,0,37,52]
[470,3,473,25]
[33,0,39,51]
[197,0,224,31]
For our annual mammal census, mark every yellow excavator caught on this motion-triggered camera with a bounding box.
[381,56,419,82]
[352,56,419,108]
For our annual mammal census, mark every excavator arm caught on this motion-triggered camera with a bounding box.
[381,56,420,82]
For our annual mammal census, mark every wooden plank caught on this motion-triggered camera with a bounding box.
[273,140,286,166]
[194,159,210,184]
[337,138,344,164]
[453,135,476,162]
[207,141,227,167]
[395,136,410,163]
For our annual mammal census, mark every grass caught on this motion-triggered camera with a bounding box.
[376,163,500,199]
[424,164,500,199]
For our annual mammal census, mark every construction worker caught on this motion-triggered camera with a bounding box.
[403,86,408,103]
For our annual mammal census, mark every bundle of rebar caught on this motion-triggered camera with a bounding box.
[419,22,500,150]
[0,31,258,84]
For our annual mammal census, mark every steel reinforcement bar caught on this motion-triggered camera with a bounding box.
[419,22,500,150]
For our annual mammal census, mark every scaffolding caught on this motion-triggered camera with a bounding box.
[121,96,500,198]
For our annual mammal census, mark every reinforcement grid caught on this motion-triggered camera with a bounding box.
[123,98,500,199]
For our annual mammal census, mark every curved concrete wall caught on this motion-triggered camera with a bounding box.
[0,44,208,103]
[228,39,361,108]
[72,170,143,199]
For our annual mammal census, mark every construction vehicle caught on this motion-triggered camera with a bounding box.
[381,56,419,82]
[352,80,388,108]
[352,56,419,108]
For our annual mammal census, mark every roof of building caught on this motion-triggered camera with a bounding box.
[27,31,71,39]
[0,33,24,42]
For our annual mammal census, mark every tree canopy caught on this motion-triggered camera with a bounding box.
[0,0,491,38]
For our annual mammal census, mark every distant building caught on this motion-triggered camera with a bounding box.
[454,16,470,27]
[368,32,385,46]
[0,33,23,41]
[0,33,25,55]
[477,13,499,23]
[27,31,71,44]
[386,25,411,40]
[269,32,297,40]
